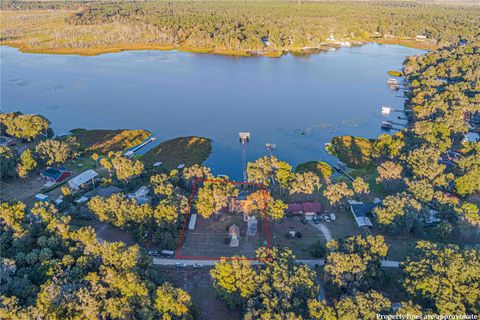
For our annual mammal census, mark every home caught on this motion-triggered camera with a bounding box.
[285,203,303,215]
[41,167,72,183]
[85,185,123,199]
[68,169,98,190]
[302,202,322,220]
[127,186,150,204]
[416,34,427,41]
[348,200,374,227]
[285,202,322,220]
[229,194,249,213]
[229,224,240,247]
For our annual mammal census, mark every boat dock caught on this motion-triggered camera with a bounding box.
[333,162,354,181]
[124,136,156,157]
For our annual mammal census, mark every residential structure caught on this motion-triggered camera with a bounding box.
[68,169,98,190]
[348,200,374,227]
[229,224,240,247]
[41,167,72,183]
[127,186,150,204]
[285,202,322,220]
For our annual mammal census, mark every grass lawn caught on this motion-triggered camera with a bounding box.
[375,268,407,303]
[326,208,364,239]
[142,136,212,169]
[67,157,98,174]
[70,128,151,154]
[179,213,265,259]
[381,235,419,261]
[270,218,323,259]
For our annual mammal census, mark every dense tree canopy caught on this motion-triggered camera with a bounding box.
[402,241,480,315]
[211,247,318,319]
[88,192,184,249]
[2,1,479,56]
[0,146,16,180]
[0,112,50,141]
[0,201,193,319]
[195,179,239,218]
[325,235,388,294]
[35,137,79,166]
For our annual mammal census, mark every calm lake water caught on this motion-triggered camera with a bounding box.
[1,44,423,180]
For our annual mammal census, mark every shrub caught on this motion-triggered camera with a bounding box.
[310,241,327,258]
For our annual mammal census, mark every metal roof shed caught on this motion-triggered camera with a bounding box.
[68,169,98,190]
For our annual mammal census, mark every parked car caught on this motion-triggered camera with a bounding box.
[329,213,337,221]
[175,262,188,268]
[161,250,175,258]
[324,215,331,223]
[301,218,308,225]
[193,262,205,268]
[148,250,161,256]
[313,214,321,224]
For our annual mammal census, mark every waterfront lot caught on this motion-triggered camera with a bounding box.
[177,213,267,259]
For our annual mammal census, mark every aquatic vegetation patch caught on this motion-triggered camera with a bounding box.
[70,128,151,154]
[142,136,212,169]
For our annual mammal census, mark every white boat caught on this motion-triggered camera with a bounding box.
[381,106,392,115]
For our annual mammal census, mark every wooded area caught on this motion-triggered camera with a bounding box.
[1,0,479,56]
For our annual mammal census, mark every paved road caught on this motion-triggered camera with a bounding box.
[152,257,400,268]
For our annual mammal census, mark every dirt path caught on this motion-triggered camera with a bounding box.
[311,222,333,242]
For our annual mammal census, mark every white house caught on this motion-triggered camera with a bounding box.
[68,169,98,190]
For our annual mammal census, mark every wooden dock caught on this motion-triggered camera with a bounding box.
[333,163,354,181]
[124,136,156,157]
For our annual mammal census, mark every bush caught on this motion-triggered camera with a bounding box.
[310,241,327,258]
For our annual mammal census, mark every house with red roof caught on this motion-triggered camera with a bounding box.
[286,202,323,220]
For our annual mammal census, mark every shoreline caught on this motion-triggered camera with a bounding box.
[0,37,433,58]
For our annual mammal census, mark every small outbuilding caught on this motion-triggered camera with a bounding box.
[35,193,49,202]
[229,224,240,247]
[188,214,198,231]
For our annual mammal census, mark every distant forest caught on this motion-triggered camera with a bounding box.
[1,0,479,56]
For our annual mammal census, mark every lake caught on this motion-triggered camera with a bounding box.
[1,44,423,180]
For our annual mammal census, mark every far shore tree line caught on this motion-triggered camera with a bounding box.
[1,1,479,56]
